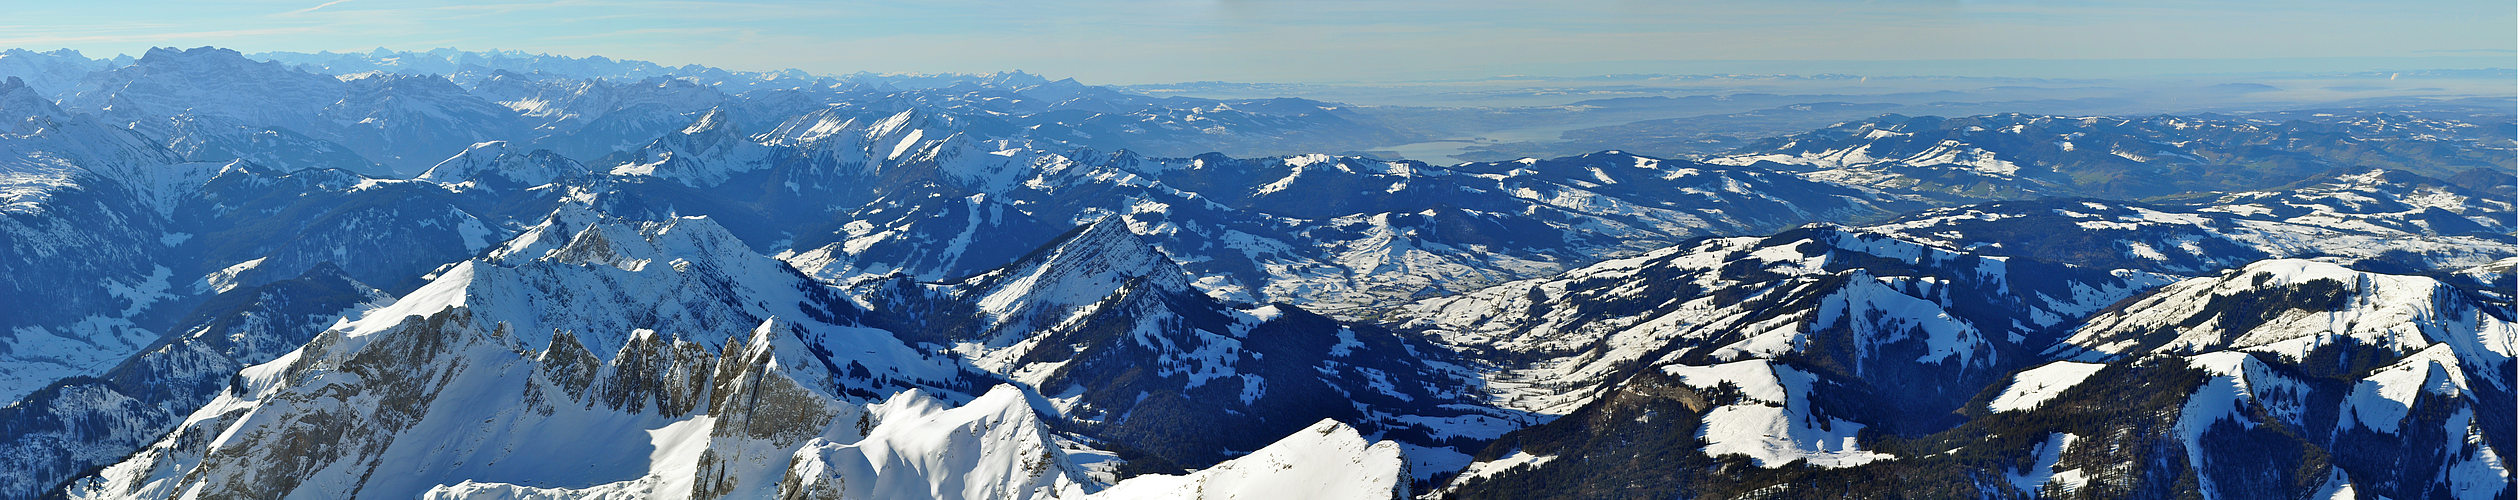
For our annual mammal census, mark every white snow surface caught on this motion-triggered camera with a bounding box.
[1662,360,1894,468]
[1988,361,2107,413]
[1400,228,2148,415]
[781,386,1097,500]
[2055,258,2516,499]
[2005,433,2079,495]
[1091,419,1409,500]
[1869,172,2518,273]
[2062,259,2516,382]
[1444,449,1557,487]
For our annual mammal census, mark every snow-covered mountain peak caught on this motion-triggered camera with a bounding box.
[347,208,872,359]
[0,90,187,214]
[2060,258,2517,374]
[133,46,264,71]
[81,47,341,114]
[57,45,549,175]
[865,108,923,138]
[757,105,968,171]
[762,106,863,146]
[1799,224,1981,267]
[0,48,110,99]
[1093,418,1410,500]
[339,70,466,92]
[416,140,515,180]
[1399,223,2161,421]
[1973,258,2518,499]
[779,389,1421,500]
[681,106,733,136]
[605,107,776,186]
[963,217,1196,322]
[488,200,609,262]
[0,76,70,131]
[541,214,759,272]
[416,140,588,187]
[781,385,1098,500]
[0,76,30,100]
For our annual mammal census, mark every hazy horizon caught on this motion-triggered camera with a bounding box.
[6,0,2511,85]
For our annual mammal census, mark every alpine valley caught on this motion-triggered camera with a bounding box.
[0,46,2508,500]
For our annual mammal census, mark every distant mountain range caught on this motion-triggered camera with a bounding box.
[1709,112,2515,201]
[2,47,1425,176]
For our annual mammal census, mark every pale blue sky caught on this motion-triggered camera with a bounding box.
[6,0,2511,83]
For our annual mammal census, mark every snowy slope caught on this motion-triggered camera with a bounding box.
[775,389,1413,500]
[2058,259,2515,371]
[1090,419,1408,500]
[416,141,599,190]
[775,386,1097,500]
[1862,169,2517,275]
[1415,226,2174,497]
[1400,225,2165,416]
[1949,259,2515,499]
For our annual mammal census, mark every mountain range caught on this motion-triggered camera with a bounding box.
[0,46,2508,499]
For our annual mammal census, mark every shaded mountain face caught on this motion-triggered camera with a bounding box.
[1712,113,2516,202]
[0,78,215,402]
[0,49,114,99]
[0,264,382,498]
[61,47,513,177]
